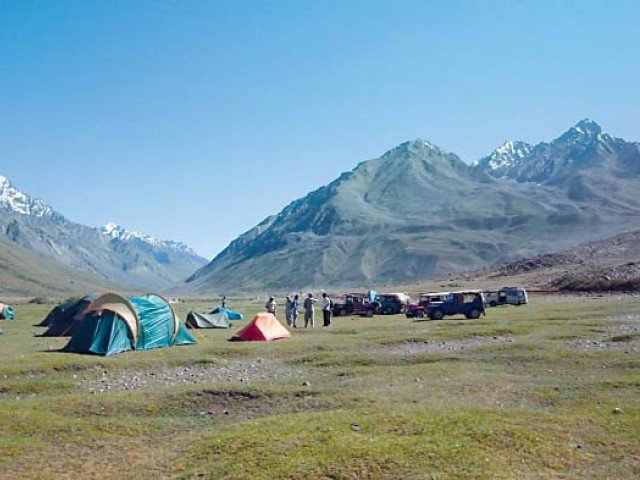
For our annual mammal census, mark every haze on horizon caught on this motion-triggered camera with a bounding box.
[1,0,639,258]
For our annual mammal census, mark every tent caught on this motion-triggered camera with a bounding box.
[40,294,98,336]
[63,292,196,356]
[0,303,15,321]
[210,306,244,320]
[186,311,230,329]
[230,313,291,342]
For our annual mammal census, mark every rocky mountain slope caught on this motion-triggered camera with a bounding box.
[0,176,207,289]
[186,120,640,294]
[492,229,640,292]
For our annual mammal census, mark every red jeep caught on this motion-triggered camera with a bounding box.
[405,292,448,319]
[332,293,379,317]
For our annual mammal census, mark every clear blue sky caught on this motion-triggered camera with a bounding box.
[1,0,639,258]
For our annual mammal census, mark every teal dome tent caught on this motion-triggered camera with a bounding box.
[64,292,196,356]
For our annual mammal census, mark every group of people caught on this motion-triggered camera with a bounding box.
[264,293,332,328]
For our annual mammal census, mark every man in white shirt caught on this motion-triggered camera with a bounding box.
[321,292,332,327]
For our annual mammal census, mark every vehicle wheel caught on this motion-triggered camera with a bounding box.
[366,309,374,318]
[467,309,481,319]
[490,302,497,307]
[341,309,347,316]
[413,310,425,319]
[429,309,444,321]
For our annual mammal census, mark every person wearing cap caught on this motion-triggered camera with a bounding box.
[265,296,277,315]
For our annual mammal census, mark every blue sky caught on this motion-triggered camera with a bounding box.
[1,0,639,258]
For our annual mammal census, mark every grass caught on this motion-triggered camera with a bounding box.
[0,295,639,479]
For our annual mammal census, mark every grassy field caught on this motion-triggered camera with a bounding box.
[0,295,639,479]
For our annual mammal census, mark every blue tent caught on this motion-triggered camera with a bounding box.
[210,306,244,320]
[64,292,196,356]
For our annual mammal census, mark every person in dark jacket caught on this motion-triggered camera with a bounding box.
[303,293,316,328]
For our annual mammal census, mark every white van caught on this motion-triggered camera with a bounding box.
[485,287,528,307]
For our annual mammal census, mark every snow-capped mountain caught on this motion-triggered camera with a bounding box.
[0,175,207,289]
[0,175,59,219]
[475,140,532,176]
[100,222,198,256]
[477,119,640,186]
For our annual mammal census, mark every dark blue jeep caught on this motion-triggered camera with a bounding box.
[425,291,486,320]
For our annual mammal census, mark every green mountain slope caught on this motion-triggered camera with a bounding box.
[0,236,124,297]
[185,120,640,294]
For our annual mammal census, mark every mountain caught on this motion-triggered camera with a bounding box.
[185,120,640,294]
[0,176,207,289]
[474,140,533,177]
[0,235,126,297]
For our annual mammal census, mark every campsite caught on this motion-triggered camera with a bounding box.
[1,293,639,478]
[2,2,640,479]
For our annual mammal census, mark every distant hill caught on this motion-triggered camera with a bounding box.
[0,175,207,289]
[185,120,640,294]
[0,235,125,297]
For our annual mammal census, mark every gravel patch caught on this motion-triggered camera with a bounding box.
[76,358,302,394]
[380,336,515,355]
[568,315,640,352]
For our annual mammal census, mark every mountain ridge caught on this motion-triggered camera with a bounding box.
[0,175,207,289]
[185,119,640,294]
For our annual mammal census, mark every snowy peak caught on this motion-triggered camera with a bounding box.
[100,222,199,256]
[557,118,605,144]
[571,118,602,136]
[476,140,532,173]
[0,175,58,218]
[381,138,444,159]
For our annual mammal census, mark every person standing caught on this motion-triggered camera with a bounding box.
[303,293,316,328]
[284,295,293,326]
[322,292,332,327]
[221,296,226,308]
[265,296,277,316]
[291,294,300,328]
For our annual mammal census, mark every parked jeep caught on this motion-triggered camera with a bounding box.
[377,293,411,315]
[331,293,361,317]
[351,295,380,317]
[405,292,448,319]
[425,291,486,320]
[485,287,528,307]
[332,293,380,317]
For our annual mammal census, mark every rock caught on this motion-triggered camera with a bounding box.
[613,407,622,414]
[350,423,361,431]
[302,381,311,387]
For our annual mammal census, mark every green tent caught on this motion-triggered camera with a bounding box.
[64,292,196,356]
[186,310,230,329]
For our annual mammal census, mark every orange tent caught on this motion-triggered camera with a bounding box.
[231,313,291,342]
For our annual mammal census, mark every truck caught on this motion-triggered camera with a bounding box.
[405,292,449,319]
[425,290,486,320]
[484,287,528,307]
